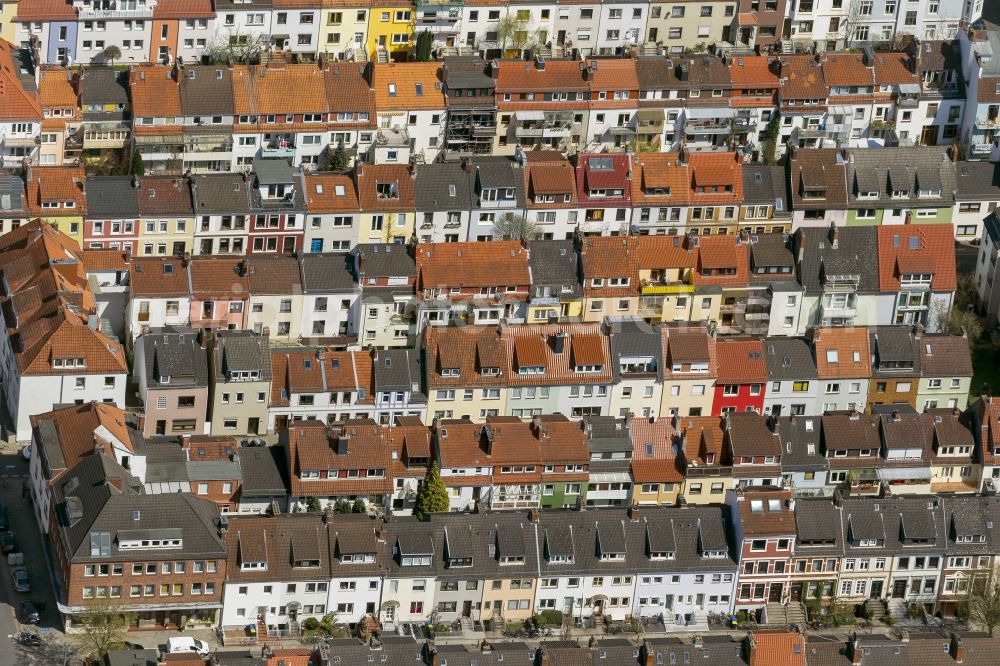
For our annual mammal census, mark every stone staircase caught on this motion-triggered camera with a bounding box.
[376,46,390,63]
[785,602,807,626]
[764,603,787,626]
[864,598,888,621]
[888,598,907,620]
[780,39,794,54]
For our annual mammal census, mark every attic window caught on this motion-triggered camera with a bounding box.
[415,83,424,96]
[645,443,654,457]
[335,185,345,196]
[388,83,397,97]
[163,263,174,274]
[826,350,838,363]
[376,182,398,199]
[304,359,312,369]
[448,184,456,196]
[908,236,919,249]
[315,184,324,194]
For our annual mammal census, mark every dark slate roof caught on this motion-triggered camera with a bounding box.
[141,327,210,389]
[374,349,424,398]
[79,68,129,105]
[471,158,526,206]
[986,212,1000,245]
[870,326,920,374]
[748,234,795,273]
[178,66,235,116]
[955,161,1000,199]
[527,239,580,293]
[215,330,272,380]
[775,415,826,472]
[238,445,290,497]
[742,164,789,212]
[353,243,416,279]
[585,416,632,454]
[253,158,295,186]
[845,146,956,207]
[796,225,880,295]
[764,338,817,381]
[245,254,303,295]
[414,162,474,211]
[793,499,842,551]
[86,177,141,218]
[634,57,682,90]
[442,57,495,90]
[609,319,664,381]
[191,174,253,213]
[299,253,357,293]
[53,454,225,562]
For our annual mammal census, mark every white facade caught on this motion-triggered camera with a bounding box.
[127,295,192,339]
[11,372,126,442]
[76,18,155,65]
[594,1,645,55]
[269,8,321,54]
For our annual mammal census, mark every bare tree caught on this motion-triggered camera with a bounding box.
[962,564,1000,635]
[207,31,265,64]
[497,14,538,57]
[492,214,542,241]
[70,600,137,660]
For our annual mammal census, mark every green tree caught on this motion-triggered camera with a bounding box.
[130,150,144,177]
[413,462,449,520]
[351,498,366,513]
[328,140,350,171]
[304,496,321,513]
[70,601,136,660]
[760,111,781,165]
[414,31,434,61]
[102,45,122,66]
[496,15,535,57]
[334,499,351,514]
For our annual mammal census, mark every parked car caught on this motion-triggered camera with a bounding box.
[20,601,39,624]
[11,567,30,593]
[167,637,209,656]
[0,503,9,531]
[0,531,16,555]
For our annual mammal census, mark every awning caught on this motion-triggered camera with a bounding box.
[877,467,932,481]
[899,83,921,94]
[590,471,632,484]
[686,107,736,119]
[515,111,545,121]
[827,105,853,114]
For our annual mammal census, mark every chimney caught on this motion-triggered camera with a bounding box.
[833,489,844,508]
[527,508,540,523]
[628,504,640,521]
[428,642,439,666]
[87,314,98,330]
[829,222,839,248]
[951,633,965,663]
[849,633,863,665]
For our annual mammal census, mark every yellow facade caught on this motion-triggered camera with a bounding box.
[660,377,716,418]
[582,295,639,323]
[425,386,509,424]
[320,4,370,55]
[0,2,18,44]
[681,476,734,504]
[44,216,85,246]
[526,296,583,323]
[481,577,537,622]
[637,283,695,322]
[630,481,681,506]
[136,217,195,257]
[366,4,414,60]
[360,211,413,244]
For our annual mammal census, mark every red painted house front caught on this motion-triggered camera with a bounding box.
[712,338,767,415]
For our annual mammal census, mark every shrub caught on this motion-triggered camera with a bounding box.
[303,617,320,631]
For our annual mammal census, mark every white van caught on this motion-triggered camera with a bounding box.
[167,637,210,655]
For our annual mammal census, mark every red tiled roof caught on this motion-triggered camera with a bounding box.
[876,224,956,292]
[715,339,767,384]
[415,241,530,289]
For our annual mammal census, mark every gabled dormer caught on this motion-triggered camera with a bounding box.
[493,524,525,565]
[395,531,433,566]
[645,521,675,561]
[543,525,575,564]
[443,526,474,569]
[596,520,627,561]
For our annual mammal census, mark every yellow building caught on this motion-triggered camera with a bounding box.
[320,0,371,57]
[25,166,87,246]
[356,163,415,244]
[423,326,510,423]
[0,2,18,44]
[136,177,196,257]
[660,324,718,419]
[678,415,735,504]
[579,235,641,323]
[635,235,697,322]
[481,576,536,623]
[366,1,414,62]
[628,417,683,506]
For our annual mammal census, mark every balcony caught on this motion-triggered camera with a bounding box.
[971,142,995,155]
[684,119,731,133]
[376,128,410,148]
[976,116,1000,129]
[261,139,295,158]
[2,135,39,147]
[514,125,543,138]
[639,281,693,296]
[77,7,153,18]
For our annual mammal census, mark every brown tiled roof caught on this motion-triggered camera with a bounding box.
[820,53,875,87]
[586,58,639,91]
[304,174,360,213]
[738,489,796,537]
[749,631,806,666]
[415,241,529,289]
[152,0,214,18]
[513,335,547,368]
[876,224,957,292]
[288,420,391,495]
[579,235,640,296]
[232,64,329,116]
[81,249,129,272]
[271,349,374,406]
[873,52,919,85]
[692,235,750,287]
[789,148,849,209]
[919,335,973,377]
[679,415,727,467]
[503,323,613,387]
[129,256,189,296]
[189,258,250,298]
[373,62,446,111]
[778,55,828,101]
[136,176,193,217]
[434,420,492,469]
[630,153,691,206]
[355,164,415,212]
[495,59,587,93]
[715,339,767,384]
[688,152,744,204]
[324,62,376,120]
[811,327,871,379]
[524,159,577,208]
[728,56,780,89]
[30,402,133,478]
[636,235,697,271]
[129,66,182,118]
[424,326,509,389]
[39,68,78,109]
[26,166,87,214]
[662,325,717,377]
[629,417,682,483]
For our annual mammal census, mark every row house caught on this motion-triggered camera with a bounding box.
[727,488,796,610]
[268,348,376,430]
[84,175,140,253]
[38,66,83,167]
[353,241,417,348]
[285,418,392,511]
[954,161,1000,241]
[373,62,446,163]
[441,57,497,156]
[0,221,127,441]
[134,327,211,438]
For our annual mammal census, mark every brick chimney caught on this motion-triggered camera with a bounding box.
[849,633,863,665]
[951,633,965,663]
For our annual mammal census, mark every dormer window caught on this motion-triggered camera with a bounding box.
[340,552,376,563]
[441,367,460,377]
[376,182,398,199]
[599,551,625,562]
[649,551,675,560]
[448,556,473,568]
[265,184,288,199]
[293,558,320,568]
[608,277,630,286]
[499,555,524,565]
[240,560,267,571]
[702,550,725,558]
[891,189,910,199]
[574,364,603,373]
[918,188,941,198]
[857,190,879,199]
[518,365,545,375]
[480,367,501,376]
